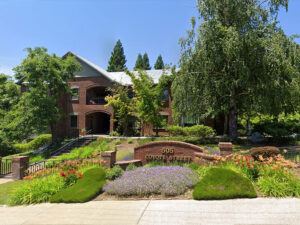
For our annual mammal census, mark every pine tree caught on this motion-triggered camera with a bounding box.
[142,53,151,70]
[154,55,164,69]
[134,53,144,70]
[107,40,127,72]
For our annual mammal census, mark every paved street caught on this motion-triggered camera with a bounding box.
[1,198,300,225]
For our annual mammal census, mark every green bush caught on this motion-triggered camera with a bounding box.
[183,125,214,137]
[253,119,300,137]
[0,136,15,157]
[50,168,106,203]
[256,167,300,197]
[126,163,137,171]
[166,125,214,138]
[127,138,133,144]
[115,140,121,145]
[14,134,52,153]
[10,175,64,205]
[193,168,257,200]
[106,165,124,180]
[109,131,120,136]
[166,125,185,136]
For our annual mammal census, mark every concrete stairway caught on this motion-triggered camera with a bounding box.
[51,136,97,158]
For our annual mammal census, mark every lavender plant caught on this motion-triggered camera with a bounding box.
[104,166,198,196]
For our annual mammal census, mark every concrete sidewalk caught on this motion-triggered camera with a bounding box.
[1,198,300,225]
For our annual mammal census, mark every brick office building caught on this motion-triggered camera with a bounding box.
[19,52,173,138]
[18,52,224,138]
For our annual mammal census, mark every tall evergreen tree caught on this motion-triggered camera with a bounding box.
[142,53,151,70]
[154,55,164,69]
[134,53,144,70]
[107,40,127,72]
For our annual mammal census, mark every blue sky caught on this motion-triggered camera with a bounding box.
[0,0,299,76]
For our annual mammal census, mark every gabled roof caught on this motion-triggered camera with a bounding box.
[63,51,113,82]
[17,51,175,86]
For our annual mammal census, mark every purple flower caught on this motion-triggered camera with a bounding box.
[104,166,198,196]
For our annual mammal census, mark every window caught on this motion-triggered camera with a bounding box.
[70,115,78,128]
[71,88,79,101]
[161,89,169,101]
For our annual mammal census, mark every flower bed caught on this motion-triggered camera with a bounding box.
[104,166,198,196]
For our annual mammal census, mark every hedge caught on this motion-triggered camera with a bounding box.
[193,168,257,200]
[166,125,214,138]
[50,167,106,203]
[14,134,52,153]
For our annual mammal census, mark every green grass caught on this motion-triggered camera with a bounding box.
[193,168,257,200]
[116,149,134,161]
[50,167,106,203]
[0,181,24,205]
[55,139,111,161]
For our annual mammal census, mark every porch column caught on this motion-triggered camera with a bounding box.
[110,114,114,133]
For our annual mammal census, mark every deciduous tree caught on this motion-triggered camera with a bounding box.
[173,0,299,137]
[14,47,82,141]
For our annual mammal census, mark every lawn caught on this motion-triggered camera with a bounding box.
[0,180,24,205]
[116,149,134,161]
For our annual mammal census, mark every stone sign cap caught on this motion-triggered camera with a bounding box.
[218,142,232,149]
[101,151,116,157]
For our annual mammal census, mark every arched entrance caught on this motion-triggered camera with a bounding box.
[86,112,110,134]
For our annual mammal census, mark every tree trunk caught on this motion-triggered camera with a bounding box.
[229,97,238,138]
[50,122,58,143]
[245,117,250,135]
[155,128,159,137]
[223,114,228,136]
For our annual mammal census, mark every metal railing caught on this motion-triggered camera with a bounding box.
[87,96,107,105]
[49,129,93,156]
[0,159,12,175]
[280,149,300,164]
[25,157,103,176]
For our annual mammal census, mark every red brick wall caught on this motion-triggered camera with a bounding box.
[55,76,115,138]
[134,141,204,165]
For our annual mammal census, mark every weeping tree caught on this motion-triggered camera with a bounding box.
[173,0,300,137]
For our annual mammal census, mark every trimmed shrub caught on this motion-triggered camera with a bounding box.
[183,125,214,138]
[104,166,198,196]
[50,167,106,203]
[249,146,280,160]
[166,125,215,138]
[106,165,124,180]
[166,126,185,136]
[127,138,133,144]
[193,168,257,200]
[14,134,52,153]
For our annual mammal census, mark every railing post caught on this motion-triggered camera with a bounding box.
[12,156,29,180]
[101,151,116,168]
[218,142,233,157]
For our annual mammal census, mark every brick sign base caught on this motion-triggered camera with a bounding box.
[134,141,204,165]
